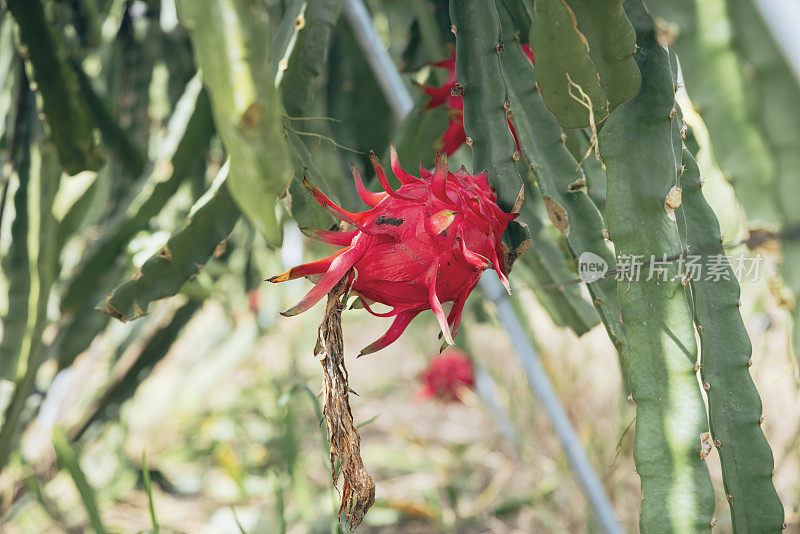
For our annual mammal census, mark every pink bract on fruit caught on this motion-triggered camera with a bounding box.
[268,146,516,355]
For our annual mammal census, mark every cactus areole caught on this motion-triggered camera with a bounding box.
[269,146,517,355]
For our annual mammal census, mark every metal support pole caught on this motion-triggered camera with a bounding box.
[753,0,800,87]
[341,0,414,123]
[481,274,624,534]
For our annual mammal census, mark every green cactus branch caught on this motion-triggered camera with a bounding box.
[176,0,292,247]
[61,80,214,312]
[109,6,161,184]
[678,147,784,532]
[646,0,776,225]
[451,0,599,336]
[726,0,800,368]
[497,0,628,386]
[277,0,341,230]
[0,56,26,382]
[563,128,607,210]
[0,83,60,472]
[271,0,307,79]
[512,248,599,335]
[599,2,715,530]
[98,167,241,322]
[529,0,640,129]
[68,57,146,179]
[408,0,447,64]
[0,15,19,150]
[450,0,530,255]
[279,0,343,118]
[53,79,214,370]
[5,0,103,174]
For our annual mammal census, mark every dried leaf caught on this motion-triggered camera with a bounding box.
[317,272,375,529]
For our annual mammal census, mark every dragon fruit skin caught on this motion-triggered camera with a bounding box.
[268,146,516,356]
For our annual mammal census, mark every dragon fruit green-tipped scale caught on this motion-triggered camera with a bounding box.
[268,146,517,355]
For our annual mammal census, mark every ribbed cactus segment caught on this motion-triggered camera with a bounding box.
[646,0,776,225]
[497,2,627,380]
[450,0,600,334]
[521,173,599,336]
[61,80,215,312]
[55,80,213,370]
[4,0,103,174]
[450,0,530,254]
[271,0,307,78]
[176,0,292,247]
[0,86,60,470]
[530,0,640,129]
[564,129,606,211]
[678,148,785,532]
[276,0,340,231]
[279,0,342,117]
[0,17,18,149]
[68,58,146,179]
[726,0,800,368]
[114,10,160,183]
[99,171,241,322]
[0,136,30,369]
[0,33,25,381]
[599,2,715,531]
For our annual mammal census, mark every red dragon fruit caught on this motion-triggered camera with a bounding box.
[416,349,476,402]
[268,146,516,355]
[421,46,534,156]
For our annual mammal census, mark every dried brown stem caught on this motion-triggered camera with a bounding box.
[316,271,374,530]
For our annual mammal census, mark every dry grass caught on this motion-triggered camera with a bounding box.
[2,266,799,533]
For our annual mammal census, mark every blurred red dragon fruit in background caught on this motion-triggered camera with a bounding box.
[247,289,260,315]
[268,145,516,355]
[420,46,534,156]
[416,349,476,403]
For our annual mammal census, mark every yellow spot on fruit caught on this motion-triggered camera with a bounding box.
[429,210,457,235]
